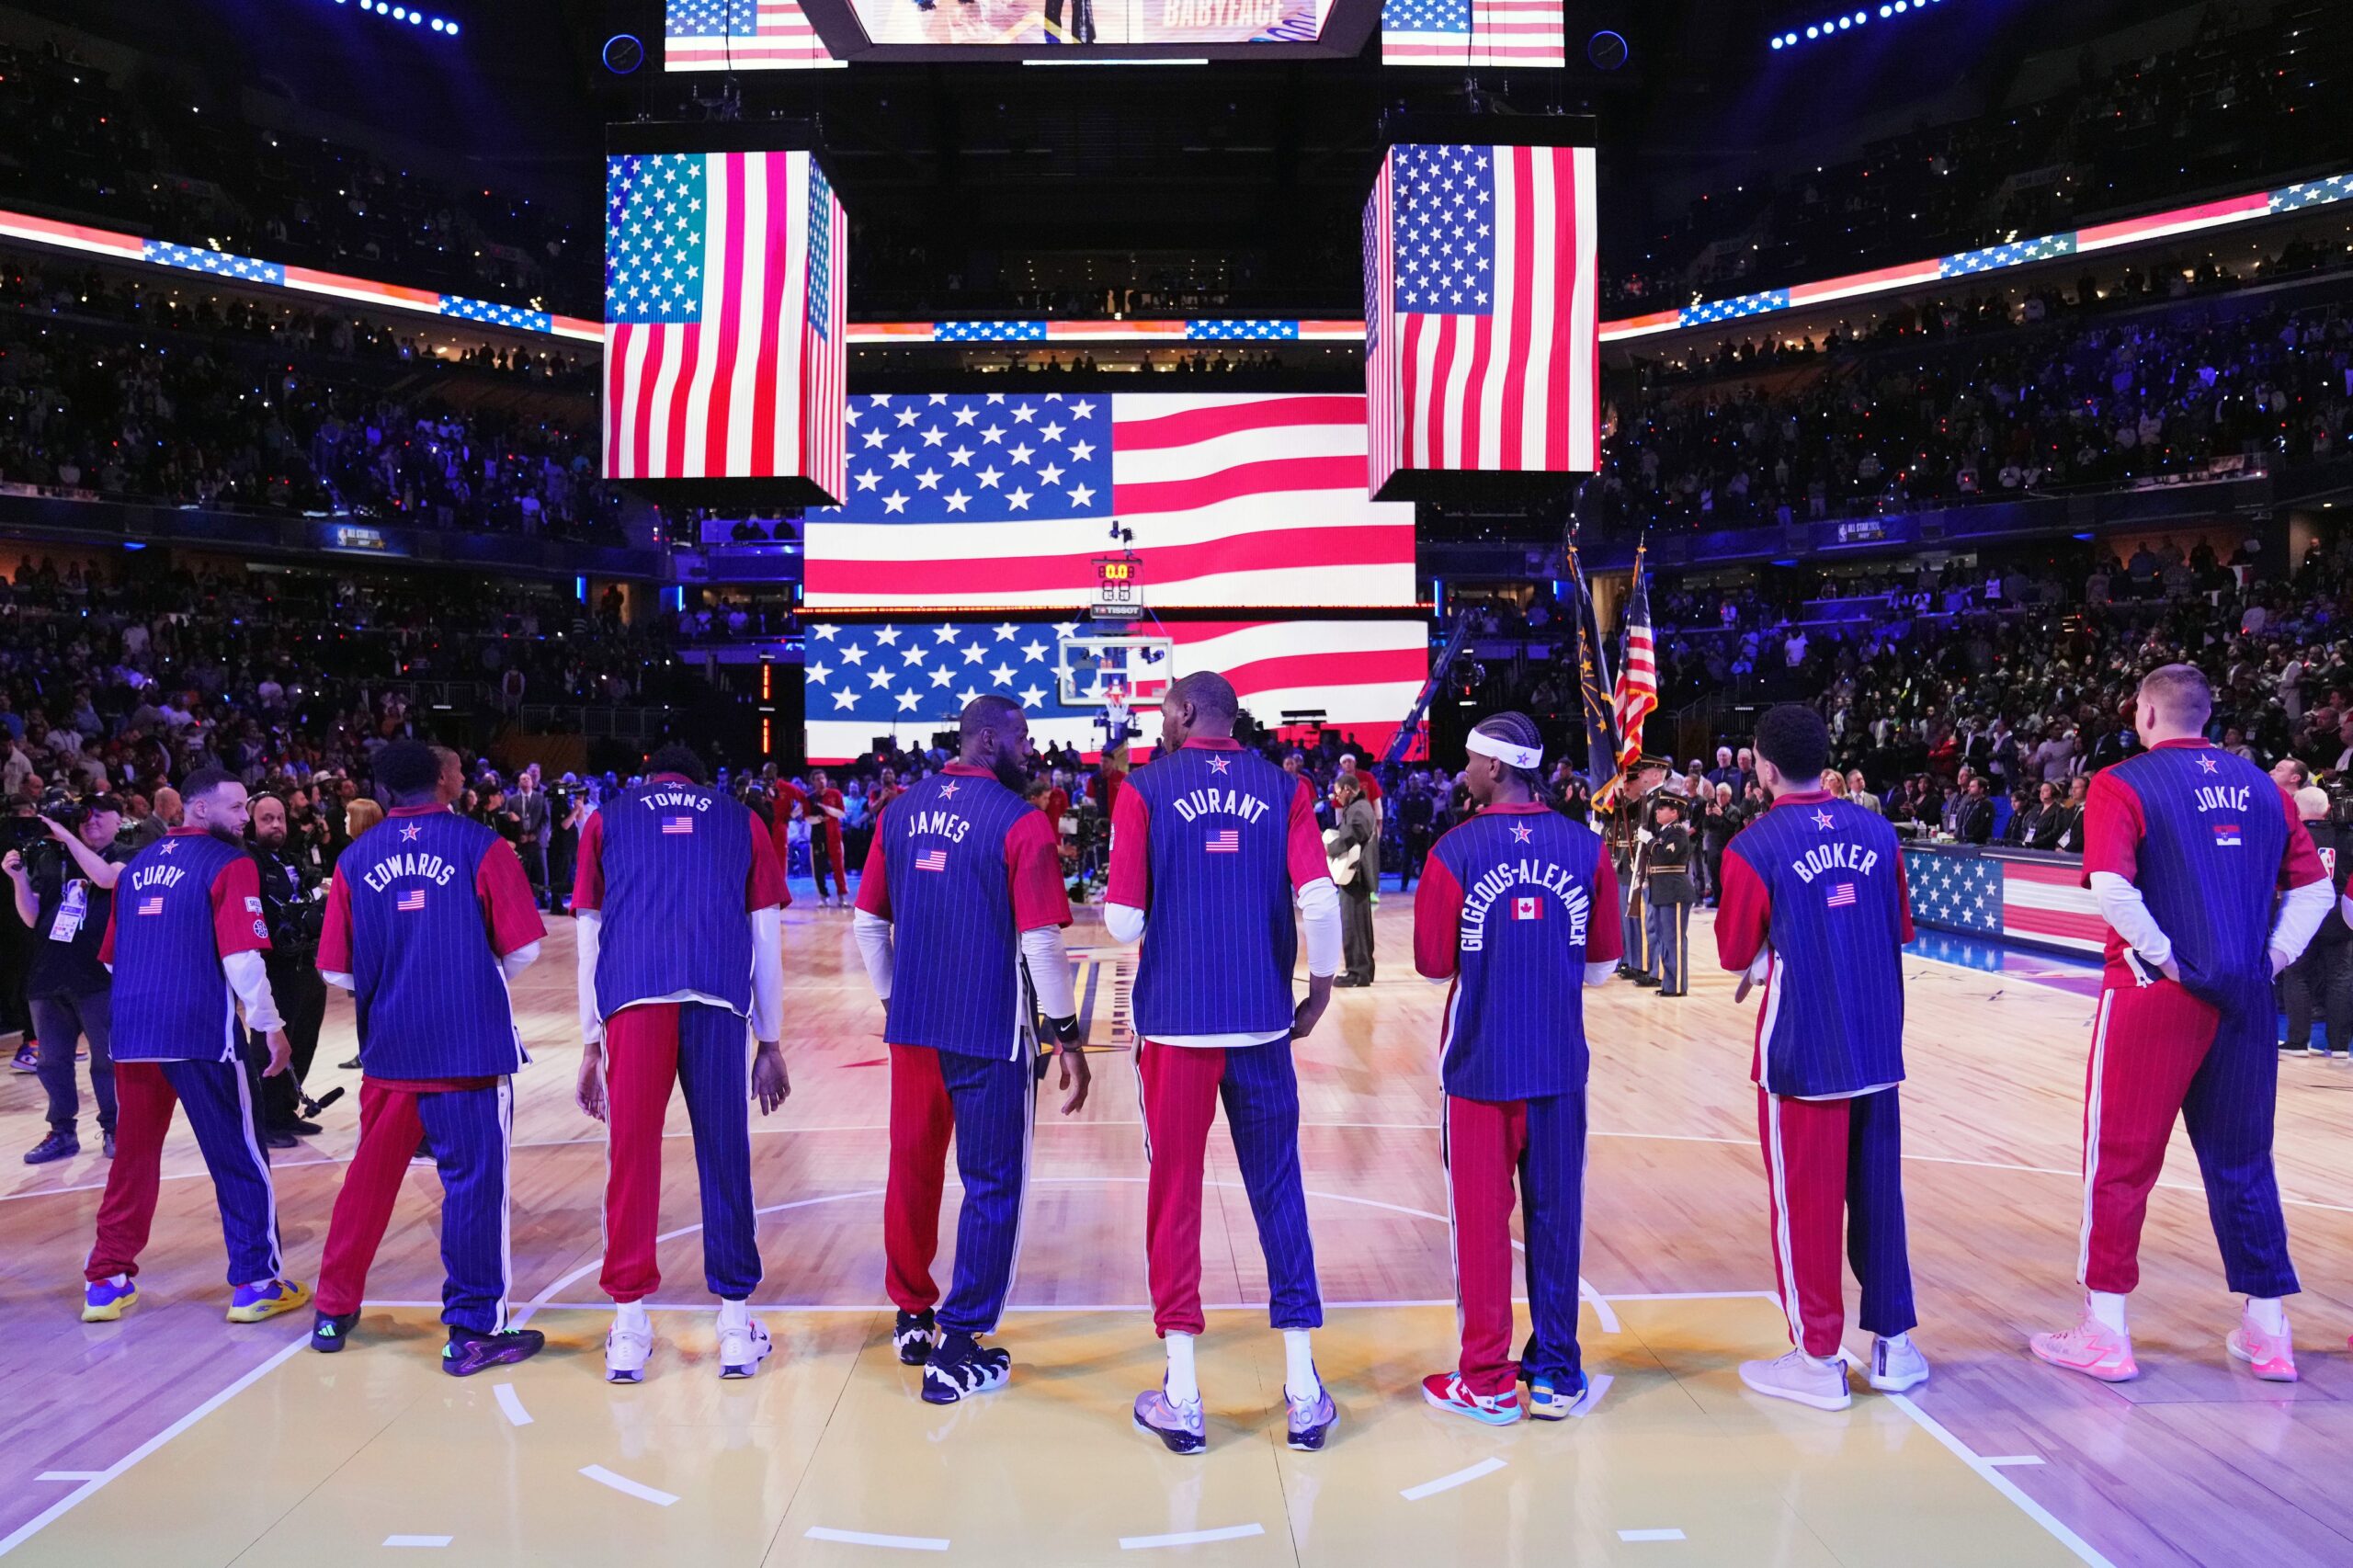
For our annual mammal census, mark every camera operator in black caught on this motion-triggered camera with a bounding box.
[247,792,329,1142]
[3,796,130,1164]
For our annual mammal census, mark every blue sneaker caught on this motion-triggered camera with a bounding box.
[1526,1371,1586,1421]
[82,1274,139,1323]
[312,1309,361,1354]
[1133,1383,1207,1454]
[25,1130,79,1165]
[1286,1381,1339,1450]
[10,1041,39,1073]
[227,1277,312,1324]
[442,1325,546,1377]
[921,1332,1011,1404]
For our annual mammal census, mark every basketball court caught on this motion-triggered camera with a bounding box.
[4,902,2348,1566]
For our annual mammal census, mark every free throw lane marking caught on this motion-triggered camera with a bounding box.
[1401,1457,1507,1501]
[32,1474,100,1483]
[803,1527,952,1551]
[1120,1524,1266,1550]
[382,1537,453,1548]
[492,1382,532,1426]
[1620,1528,1687,1541]
[578,1466,678,1507]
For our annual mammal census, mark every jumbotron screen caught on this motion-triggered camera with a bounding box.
[801,391,1416,610]
[665,0,1371,66]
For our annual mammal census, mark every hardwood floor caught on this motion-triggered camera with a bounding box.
[1,895,2347,1565]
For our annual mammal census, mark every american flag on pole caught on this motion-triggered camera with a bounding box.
[665,0,841,71]
[802,392,1415,608]
[604,149,846,496]
[1380,0,1566,67]
[1610,547,1658,781]
[1363,142,1599,494]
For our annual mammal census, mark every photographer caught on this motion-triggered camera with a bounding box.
[4,797,130,1164]
[248,793,329,1143]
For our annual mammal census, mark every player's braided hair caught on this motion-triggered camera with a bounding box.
[1472,710,1552,799]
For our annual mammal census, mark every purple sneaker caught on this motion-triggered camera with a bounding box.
[1133,1384,1206,1455]
[1286,1383,1338,1450]
[82,1274,139,1323]
[442,1325,546,1377]
[25,1130,79,1165]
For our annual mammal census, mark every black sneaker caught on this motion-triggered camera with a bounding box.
[274,1118,324,1138]
[312,1308,361,1353]
[893,1308,938,1366]
[922,1332,1011,1404]
[443,1325,546,1377]
[24,1130,78,1165]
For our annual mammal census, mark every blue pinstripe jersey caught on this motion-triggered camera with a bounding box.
[1424,810,1610,1101]
[1123,746,1305,1040]
[108,832,262,1062]
[592,781,756,1018]
[1720,796,1908,1097]
[343,812,524,1078]
[874,770,1040,1060]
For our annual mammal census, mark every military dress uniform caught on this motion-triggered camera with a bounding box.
[1606,764,1677,983]
[1644,814,1699,996]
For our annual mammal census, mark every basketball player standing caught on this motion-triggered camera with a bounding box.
[1110,671,1342,1455]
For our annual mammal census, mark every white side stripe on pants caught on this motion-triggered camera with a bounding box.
[1765,1092,1805,1350]
[2075,991,2115,1285]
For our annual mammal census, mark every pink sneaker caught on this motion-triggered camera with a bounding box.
[2029,1312,2137,1382]
[2225,1312,2297,1382]
[1420,1372,1521,1426]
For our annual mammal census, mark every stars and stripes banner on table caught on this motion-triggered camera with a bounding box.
[1903,849,2107,954]
[1609,547,1657,781]
[604,149,847,494]
[801,392,1415,608]
[1380,0,1565,67]
[665,0,841,71]
[803,617,1428,764]
[1363,142,1599,493]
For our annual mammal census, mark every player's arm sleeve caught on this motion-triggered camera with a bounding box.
[210,857,270,959]
[222,950,284,1032]
[2269,802,2334,964]
[1020,925,1078,1023]
[852,825,892,918]
[749,905,783,1043]
[1893,846,1916,943]
[1296,875,1341,980]
[1713,845,1772,972]
[1586,837,1624,981]
[1006,811,1073,930]
[2078,770,2143,885]
[570,810,605,913]
[1285,778,1331,890]
[97,900,117,971]
[576,907,604,1043]
[852,907,894,1003]
[2089,871,2171,973]
[747,818,789,911]
[317,866,356,990]
[1412,845,1464,981]
[1103,782,1152,943]
[476,841,547,967]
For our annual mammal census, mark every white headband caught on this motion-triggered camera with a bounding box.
[1465,731,1542,770]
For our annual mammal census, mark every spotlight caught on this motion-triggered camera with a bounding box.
[1771,35,1784,48]
[1837,15,1850,26]
[445,18,458,32]
[1806,24,1818,36]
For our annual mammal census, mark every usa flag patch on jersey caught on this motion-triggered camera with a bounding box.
[662,814,696,835]
[915,848,948,871]
[137,895,165,915]
[1825,882,1857,907]
[397,890,427,912]
[1206,830,1241,853]
[1512,896,1542,920]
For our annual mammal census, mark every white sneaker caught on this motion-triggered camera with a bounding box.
[606,1315,654,1384]
[1738,1348,1852,1411]
[718,1308,773,1380]
[1866,1334,1929,1392]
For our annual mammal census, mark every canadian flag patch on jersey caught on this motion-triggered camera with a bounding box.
[1512,896,1542,920]
[662,815,696,835]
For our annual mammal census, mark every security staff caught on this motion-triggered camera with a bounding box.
[5,799,130,1164]
[2280,786,2351,1059]
[1604,756,1675,987]
[1644,795,1699,997]
[249,794,329,1143]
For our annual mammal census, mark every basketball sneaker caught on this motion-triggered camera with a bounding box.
[921,1332,1010,1404]
[1526,1371,1585,1421]
[81,1274,138,1323]
[2029,1312,2137,1382]
[1738,1348,1853,1411]
[24,1130,78,1165]
[1420,1371,1520,1426]
[717,1303,772,1381]
[10,1040,38,1073]
[1133,1383,1207,1455]
[893,1307,938,1366]
[1286,1381,1338,1451]
[311,1309,361,1354]
[227,1277,312,1324]
[1866,1334,1930,1392]
[2225,1310,2296,1383]
[444,1325,546,1378]
[606,1315,654,1384]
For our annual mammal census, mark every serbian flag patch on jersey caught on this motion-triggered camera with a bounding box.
[915,848,948,871]
[2211,823,2242,847]
[397,889,427,912]
[137,895,165,915]
[1825,882,1858,907]
[1512,896,1542,920]
[662,814,696,835]
[1206,830,1241,853]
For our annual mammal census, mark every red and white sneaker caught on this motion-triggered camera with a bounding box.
[1420,1372,1521,1426]
[2029,1312,2137,1382]
[2225,1311,2296,1383]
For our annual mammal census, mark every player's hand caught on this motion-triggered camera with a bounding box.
[2157,956,2183,985]
[2268,948,2291,979]
[262,1028,292,1078]
[752,1043,791,1115]
[1054,1040,1092,1115]
[575,1045,608,1121]
[1292,975,1334,1041]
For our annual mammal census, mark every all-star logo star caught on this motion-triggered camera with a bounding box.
[2197,755,2219,773]
[1207,756,1232,775]
[156,841,176,856]
[1509,824,1534,844]
[1812,810,1836,829]
[401,824,424,842]
[939,781,960,798]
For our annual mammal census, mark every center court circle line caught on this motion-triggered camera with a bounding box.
[1120,1523,1266,1550]
[1401,1457,1506,1501]
[804,1526,950,1551]
[579,1465,676,1506]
